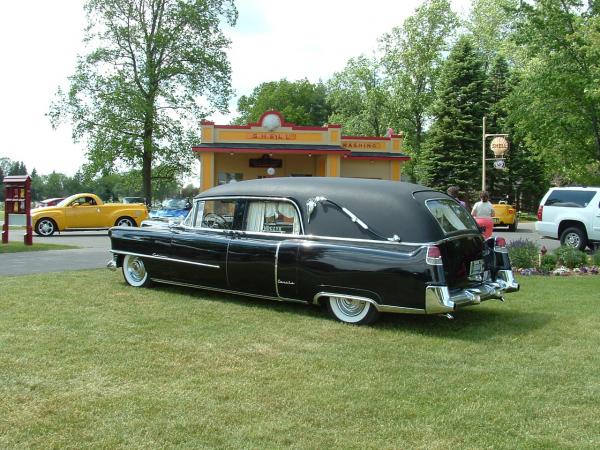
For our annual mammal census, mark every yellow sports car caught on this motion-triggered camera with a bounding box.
[31,193,148,236]
[492,201,518,231]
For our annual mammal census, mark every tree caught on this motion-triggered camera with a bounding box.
[468,0,519,68]
[49,0,238,204]
[507,0,600,184]
[234,79,330,126]
[327,56,387,136]
[379,0,458,181]
[485,57,547,210]
[420,36,488,196]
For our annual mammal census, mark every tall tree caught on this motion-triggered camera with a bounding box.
[379,0,458,181]
[420,36,488,196]
[327,56,387,136]
[507,0,600,184]
[49,0,237,204]
[234,79,330,126]
[468,0,519,68]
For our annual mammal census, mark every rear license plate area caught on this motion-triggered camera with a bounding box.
[469,259,484,276]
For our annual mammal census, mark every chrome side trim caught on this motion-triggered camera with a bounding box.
[110,250,220,269]
[274,241,281,297]
[312,291,426,315]
[150,278,307,304]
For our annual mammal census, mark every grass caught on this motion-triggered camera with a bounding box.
[0,242,78,253]
[1,272,599,449]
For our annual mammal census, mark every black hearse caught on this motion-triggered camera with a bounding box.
[108,177,519,324]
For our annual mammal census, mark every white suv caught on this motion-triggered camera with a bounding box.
[535,187,600,250]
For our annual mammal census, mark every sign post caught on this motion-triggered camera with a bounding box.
[2,175,33,245]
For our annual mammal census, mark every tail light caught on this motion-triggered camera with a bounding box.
[494,237,508,253]
[508,208,514,214]
[426,245,443,265]
[537,205,543,221]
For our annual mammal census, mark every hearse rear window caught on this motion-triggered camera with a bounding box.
[245,200,301,234]
[426,199,479,234]
[545,190,596,208]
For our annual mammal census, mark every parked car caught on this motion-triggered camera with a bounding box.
[107,178,519,325]
[535,186,600,250]
[38,197,65,208]
[148,198,192,221]
[31,193,149,236]
[492,199,518,231]
[122,196,146,204]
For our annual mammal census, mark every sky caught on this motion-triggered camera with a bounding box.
[0,0,470,178]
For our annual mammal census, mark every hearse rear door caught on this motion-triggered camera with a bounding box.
[226,199,300,299]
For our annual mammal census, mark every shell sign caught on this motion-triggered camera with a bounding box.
[490,136,509,157]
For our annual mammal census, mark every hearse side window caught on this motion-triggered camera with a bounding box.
[245,200,300,234]
[426,199,479,234]
[545,190,596,208]
[194,199,237,230]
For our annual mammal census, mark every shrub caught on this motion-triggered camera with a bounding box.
[507,239,539,269]
[592,249,600,266]
[539,253,558,273]
[553,246,589,269]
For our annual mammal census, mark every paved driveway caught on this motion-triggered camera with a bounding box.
[1,231,112,276]
[0,222,559,276]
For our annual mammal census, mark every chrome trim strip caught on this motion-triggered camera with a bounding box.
[110,250,220,269]
[274,241,281,297]
[312,291,426,314]
[150,278,307,304]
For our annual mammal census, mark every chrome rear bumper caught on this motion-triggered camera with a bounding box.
[425,270,520,314]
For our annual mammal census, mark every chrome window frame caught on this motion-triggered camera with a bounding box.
[424,197,480,236]
[172,195,481,248]
[191,196,306,235]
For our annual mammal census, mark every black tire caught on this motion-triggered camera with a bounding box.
[325,296,380,325]
[35,218,57,236]
[560,226,587,251]
[508,218,518,232]
[115,216,136,227]
[122,254,153,287]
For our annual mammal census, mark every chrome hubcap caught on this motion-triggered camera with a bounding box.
[333,297,367,317]
[126,257,146,282]
[565,233,580,247]
[118,219,133,226]
[39,220,53,235]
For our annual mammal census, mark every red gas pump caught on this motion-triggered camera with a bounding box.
[2,175,33,245]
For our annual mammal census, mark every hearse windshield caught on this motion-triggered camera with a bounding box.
[426,199,479,235]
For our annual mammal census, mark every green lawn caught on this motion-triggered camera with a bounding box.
[0,242,78,253]
[1,272,599,449]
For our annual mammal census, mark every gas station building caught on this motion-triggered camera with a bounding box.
[194,111,410,191]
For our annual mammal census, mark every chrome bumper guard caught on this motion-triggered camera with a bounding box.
[106,254,117,271]
[426,270,520,314]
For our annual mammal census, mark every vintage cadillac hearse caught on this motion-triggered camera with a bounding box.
[108,177,519,324]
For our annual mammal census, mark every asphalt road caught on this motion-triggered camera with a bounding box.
[1,230,112,276]
[0,222,559,277]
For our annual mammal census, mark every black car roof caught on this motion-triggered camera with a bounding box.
[196,177,459,242]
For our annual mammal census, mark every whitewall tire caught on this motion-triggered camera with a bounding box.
[326,296,380,325]
[122,254,152,287]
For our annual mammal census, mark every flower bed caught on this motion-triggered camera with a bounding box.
[508,238,600,276]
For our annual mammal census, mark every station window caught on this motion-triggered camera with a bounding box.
[218,172,243,185]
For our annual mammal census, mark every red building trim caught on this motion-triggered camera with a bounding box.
[193,146,351,155]
[344,155,411,161]
[342,135,392,141]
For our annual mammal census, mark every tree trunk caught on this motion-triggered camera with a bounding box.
[142,114,153,206]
